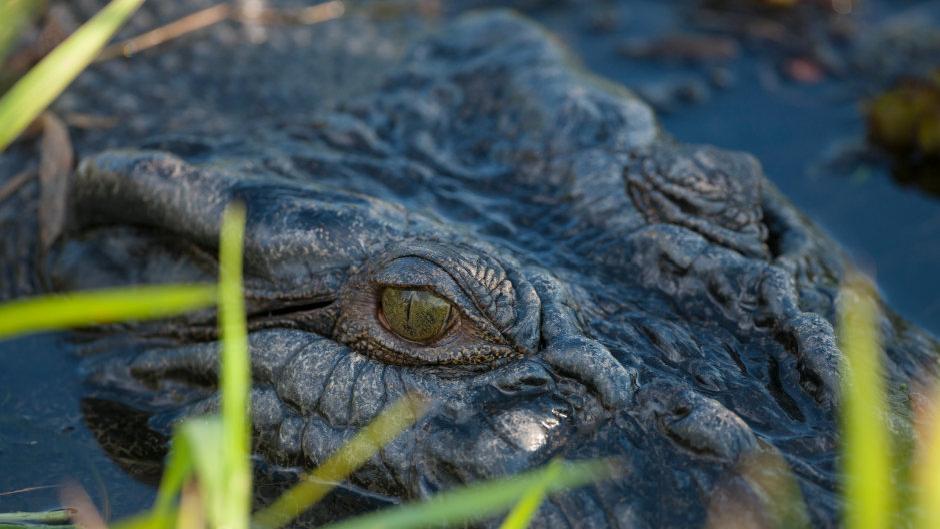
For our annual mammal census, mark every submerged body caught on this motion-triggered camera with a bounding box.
[1,9,938,529]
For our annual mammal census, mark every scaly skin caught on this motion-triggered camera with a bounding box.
[2,9,938,529]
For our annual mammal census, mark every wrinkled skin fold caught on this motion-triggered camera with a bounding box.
[4,10,937,529]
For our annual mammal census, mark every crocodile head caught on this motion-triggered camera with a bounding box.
[43,11,936,529]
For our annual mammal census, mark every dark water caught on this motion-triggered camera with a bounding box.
[0,335,152,517]
[1,0,938,519]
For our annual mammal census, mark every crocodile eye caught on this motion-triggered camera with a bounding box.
[380,287,454,343]
[334,244,540,366]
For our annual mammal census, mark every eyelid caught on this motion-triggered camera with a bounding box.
[374,257,475,315]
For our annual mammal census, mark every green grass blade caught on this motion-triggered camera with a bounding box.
[839,274,892,529]
[108,205,251,529]
[179,418,227,529]
[252,394,429,529]
[498,458,562,529]
[152,429,195,521]
[917,384,940,528]
[101,205,251,529]
[316,459,611,529]
[0,284,216,339]
[219,204,250,529]
[111,511,177,529]
[0,0,42,66]
[0,0,144,151]
[114,419,221,529]
[0,510,72,524]
[0,525,77,529]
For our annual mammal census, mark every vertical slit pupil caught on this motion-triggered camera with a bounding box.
[381,287,452,343]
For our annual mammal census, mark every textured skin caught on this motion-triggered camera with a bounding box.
[625,143,769,259]
[2,9,938,529]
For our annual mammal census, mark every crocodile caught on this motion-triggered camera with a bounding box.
[1,8,938,529]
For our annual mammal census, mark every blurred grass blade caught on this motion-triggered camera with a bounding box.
[916,383,940,528]
[218,204,251,529]
[110,511,176,529]
[179,418,227,529]
[112,419,221,529]
[0,284,216,339]
[152,428,195,521]
[112,205,249,529]
[0,0,42,65]
[0,0,144,151]
[704,450,811,529]
[114,204,251,529]
[176,481,206,529]
[0,524,77,529]
[838,273,892,529]
[498,458,562,529]
[252,394,430,529]
[0,510,72,524]
[317,459,611,529]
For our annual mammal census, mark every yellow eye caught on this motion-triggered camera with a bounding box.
[380,287,453,343]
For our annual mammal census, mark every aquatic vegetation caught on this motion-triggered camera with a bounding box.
[867,71,940,156]
[0,0,144,151]
[865,70,940,196]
